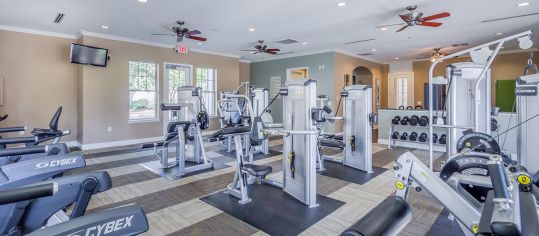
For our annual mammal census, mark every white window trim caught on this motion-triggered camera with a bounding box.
[195,67,218,117]
[128,61,160,123]
[286,67,309,80]
[163,63,193,104]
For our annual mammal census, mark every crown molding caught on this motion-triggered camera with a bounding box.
[239,59,251,63]
[0,25,77,39]
[79,30,241,59]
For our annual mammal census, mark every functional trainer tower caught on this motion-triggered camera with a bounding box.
[516,69,539,175]
[279,79,319,207]
[446,62,491,157]
[324,85,374,173]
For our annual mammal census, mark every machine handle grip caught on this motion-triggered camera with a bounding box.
[0,126,26,133]
[0,183,57,205]
[487,158,510,199]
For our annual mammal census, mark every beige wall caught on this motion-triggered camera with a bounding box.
[412,52,539,106]
[0,29,244,146]
[0,30,78,141]
[79,36,241,144]
[333,52,383,131]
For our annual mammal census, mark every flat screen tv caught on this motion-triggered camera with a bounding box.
[70,43,109,67]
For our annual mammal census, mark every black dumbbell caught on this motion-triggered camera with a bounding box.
[400,116,410,125]
[491,118,498,132]
[418,115,429,126]
[391,132,400,139]
[409,132,418,141]
[406,106,413,109]
[439,134,447,144]
[400,132,408,140]
[392,116,401,125]
[418,133,428,142]
[409,115,419,126]
[398,106,405,109]
[415,105,423,109]
[432,133,438,143]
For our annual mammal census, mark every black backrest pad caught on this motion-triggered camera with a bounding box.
[49,107,62,131]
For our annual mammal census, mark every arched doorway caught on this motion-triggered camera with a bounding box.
[352,66,373,86]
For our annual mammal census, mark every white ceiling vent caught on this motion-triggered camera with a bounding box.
[277,39,299,44]
[481,12,538,23]
[53,13,65,23]
[344,38,375,45]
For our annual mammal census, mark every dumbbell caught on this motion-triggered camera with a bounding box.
[432,133,438,143]
[415,105,423,109]
[391,132,400,139]
[409,132,418,141]
[406,106,413,109]
[392,116,401,125]
[400,132,408,141]
[418,133,428,142]
[439,134,447,144]
[400,116,410,125]
[491,118,498,132]
[418,115,429,126]
[398,106,405,110]
[409,115,419,126]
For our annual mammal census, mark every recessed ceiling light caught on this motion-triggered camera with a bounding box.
[301,42,308,45]
[371,49,377,52]
[100,25,109,29]
[336,2,346,7]
[137,0,148,3]
[517,2,530,7]
[380,27,388,31]
[394,57,400,60]
[248,28,256,32]
[496,32,504,36]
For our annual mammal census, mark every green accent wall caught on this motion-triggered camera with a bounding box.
[496,80,516,112]
[250,52,335,122]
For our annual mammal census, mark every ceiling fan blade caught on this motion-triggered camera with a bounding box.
[375,23,406,28]
[418,21,442,27]
[152,33,176,36]
[187,30,201,36]
[396,25,408,32]
[251,51,258,54]
[265,51,278,55]
[399,14,411,22]
[421,12,450,21]
[187,35,207,41]
[265,48,280,51]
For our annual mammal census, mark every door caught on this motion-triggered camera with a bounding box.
[388,72,414,108]
[163,63,192,133]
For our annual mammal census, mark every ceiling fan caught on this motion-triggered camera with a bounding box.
[152,20,207,42]
[396,6,450,32]
[240,40,282,55]
[416,43,469,61]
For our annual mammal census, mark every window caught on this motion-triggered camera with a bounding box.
[396,77,408,108]
[287,67,309,79]
[129,61,158,121]
[195,68,216,115]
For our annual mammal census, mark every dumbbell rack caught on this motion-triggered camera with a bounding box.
[388,123,446,150]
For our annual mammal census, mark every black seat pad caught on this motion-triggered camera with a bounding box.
[320,138,345,149]
[242,164,272,177]
[341,196,411,236]
[221,126,251,135]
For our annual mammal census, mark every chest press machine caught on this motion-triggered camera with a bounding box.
[225,79,321,207]
[149,86,213,180]
[319,85,375,173]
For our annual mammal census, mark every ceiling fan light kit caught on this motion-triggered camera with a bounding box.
[396,6,450,32]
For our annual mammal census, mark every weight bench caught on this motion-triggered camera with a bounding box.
[223,124,273,204]
[341,196,412,236]
[319,138,346,149]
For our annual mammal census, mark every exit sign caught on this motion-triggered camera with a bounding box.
[177,44,188,54]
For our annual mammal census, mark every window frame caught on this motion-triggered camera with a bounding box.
[128,60,160,123]
[195,67,218,117]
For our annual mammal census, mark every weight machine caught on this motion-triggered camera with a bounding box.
[320,85,375,173]
[226,79,320,207]
[145,86,213,180]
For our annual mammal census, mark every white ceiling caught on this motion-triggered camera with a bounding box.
[1,0,538,62]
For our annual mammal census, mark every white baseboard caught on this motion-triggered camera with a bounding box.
[81,136,162,151]
[65,140,82,148]
[378,139,446,152]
